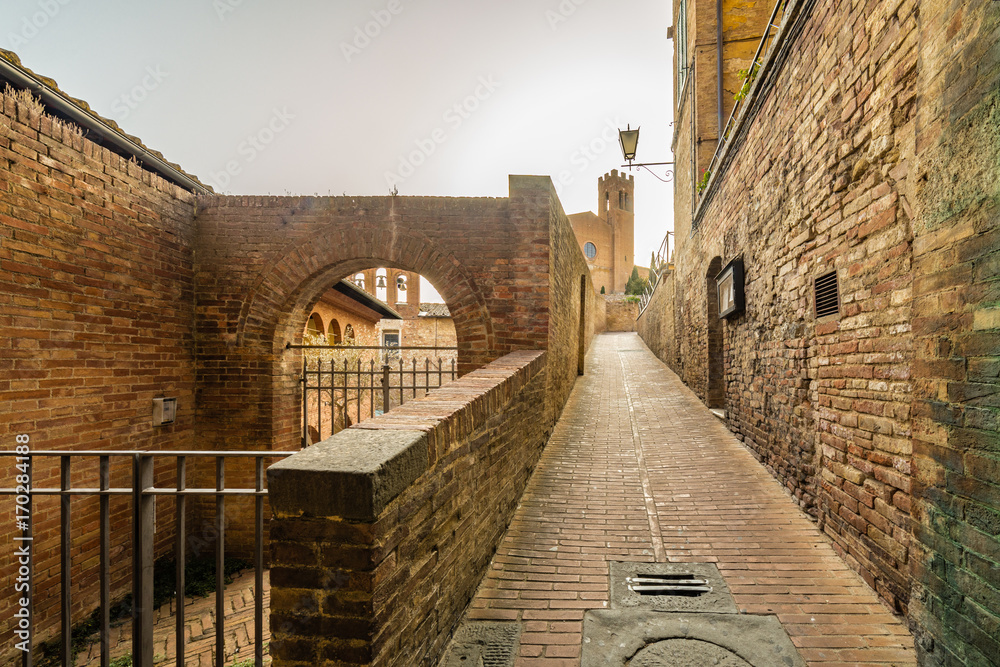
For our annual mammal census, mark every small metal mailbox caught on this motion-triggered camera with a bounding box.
[152,397,177,426]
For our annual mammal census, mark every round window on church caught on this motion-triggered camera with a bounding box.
[584,242,597,259]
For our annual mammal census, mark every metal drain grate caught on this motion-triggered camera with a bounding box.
[626,573,712,596]
[609,561,737,613]
[438,621,520,667]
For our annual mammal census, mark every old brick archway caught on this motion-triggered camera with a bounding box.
[253,226,498,453]
[192,176,591,462]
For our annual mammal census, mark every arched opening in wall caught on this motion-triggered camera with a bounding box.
[395,274,408,303]
[306,313,325,339]
[261,257,483,451]
[329,318,342,344]
[375,268,388,302]
[706,256,725,409]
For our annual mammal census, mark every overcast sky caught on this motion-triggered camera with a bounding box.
[5,0,675,300]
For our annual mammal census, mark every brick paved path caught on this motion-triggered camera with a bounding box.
[463,332,915,666]
[73,569,270,667]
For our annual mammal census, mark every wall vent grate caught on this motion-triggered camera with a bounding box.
[814,271,840,318]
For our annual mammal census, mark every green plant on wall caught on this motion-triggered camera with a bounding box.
[733,62,760,103]
[696,169,711,194]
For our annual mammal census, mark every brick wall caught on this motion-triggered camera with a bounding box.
[640,0,1000,661]
[191,175,598,551]
[545,179,600,413]
[0,88,198,650]
[603,294,639,332]
[309,288,384,343]
[267,351,547,666]
[398,315,457,351]
[636,271,678,368]
[908,2,1000,663]
[657,0,921,612]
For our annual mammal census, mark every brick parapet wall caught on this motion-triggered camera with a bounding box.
[267,350,547,666]
[0,89,198,653]
[544,180,600,416]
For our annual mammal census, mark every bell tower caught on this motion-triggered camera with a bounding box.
[597,169,635,293]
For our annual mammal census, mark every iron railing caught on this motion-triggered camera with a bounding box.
[0,449,293,667]
[699,0,789,199]
[639,231,673,316]
[291,345,458,446]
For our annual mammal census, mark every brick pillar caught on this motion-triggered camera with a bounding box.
[267,430,428,665]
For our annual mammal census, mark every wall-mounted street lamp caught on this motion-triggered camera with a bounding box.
[618,125,674,183]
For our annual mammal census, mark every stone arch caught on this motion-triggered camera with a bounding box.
[706,256,725,409]
[238,225,495,450]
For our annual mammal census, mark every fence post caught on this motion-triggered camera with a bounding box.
[132,454,154,667]
[381,364,390,415]
[301,357,308,448]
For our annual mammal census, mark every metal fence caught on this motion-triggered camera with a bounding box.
[639,231,673,316]
[294,345,458,446]
[0,449,293,667]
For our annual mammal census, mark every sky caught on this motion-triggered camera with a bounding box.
[4,0,676,301]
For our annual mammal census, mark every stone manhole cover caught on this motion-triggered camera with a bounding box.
[582,610,806,667]
[438,621,520,667]
[629,638,753,666]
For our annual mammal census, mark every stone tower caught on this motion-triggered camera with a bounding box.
[598,169,635,293]
[567,170,637,294]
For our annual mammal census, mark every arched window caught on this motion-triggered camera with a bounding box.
[395,274,408,303]
[353,273,365,290]
[344,324,354,341]
[376,268,388,302]
[584,242,597,260]
[306,313,324,337]
[328,319,342,344]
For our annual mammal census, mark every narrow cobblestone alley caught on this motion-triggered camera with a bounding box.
[461,332,916,666]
